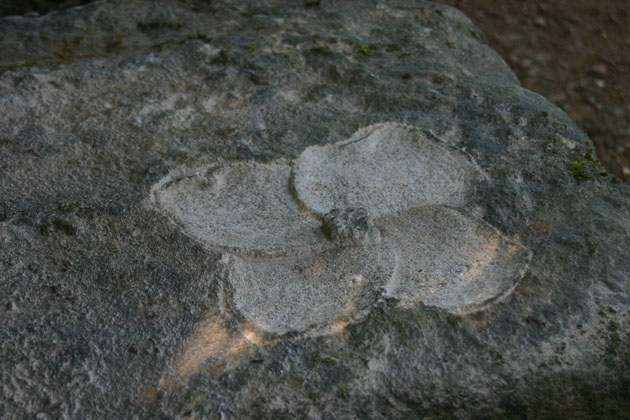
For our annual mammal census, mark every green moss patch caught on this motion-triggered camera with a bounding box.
[567,153,607,180]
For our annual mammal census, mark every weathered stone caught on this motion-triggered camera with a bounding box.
[152,122,529,336]
[321,207,378,244]
[293,124,480,216]
[151,160,326,258]
[1,1,629,419]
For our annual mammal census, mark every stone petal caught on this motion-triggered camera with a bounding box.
[293,123,481,218]
[151,160,327,257]
[225,242,399,334]
[377,206,530,314]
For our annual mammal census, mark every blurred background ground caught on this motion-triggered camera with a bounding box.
[2,0,629,182]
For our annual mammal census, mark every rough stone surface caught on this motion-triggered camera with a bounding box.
[321,207,378,245]
[152,123,528,337]
[151,160,325,257]
[378,205,528,314]
[294,123,480,216]
[1,1,630,419]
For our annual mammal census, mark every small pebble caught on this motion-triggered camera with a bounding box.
[590,63,608,76]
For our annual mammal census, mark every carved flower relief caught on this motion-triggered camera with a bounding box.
[151,123,530,336]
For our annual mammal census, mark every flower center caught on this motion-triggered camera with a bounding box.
[321,207,380,245]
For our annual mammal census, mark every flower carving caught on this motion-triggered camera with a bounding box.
[151,123,530,336]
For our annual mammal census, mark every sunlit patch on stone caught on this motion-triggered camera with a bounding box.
[376,206,529,313]
[158,313,263,390]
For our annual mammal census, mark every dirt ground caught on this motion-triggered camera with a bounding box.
[436,0,630,182]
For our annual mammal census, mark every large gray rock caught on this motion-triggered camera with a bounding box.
[1,1,629,418]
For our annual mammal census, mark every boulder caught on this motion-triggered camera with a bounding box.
[1,1,629,418]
